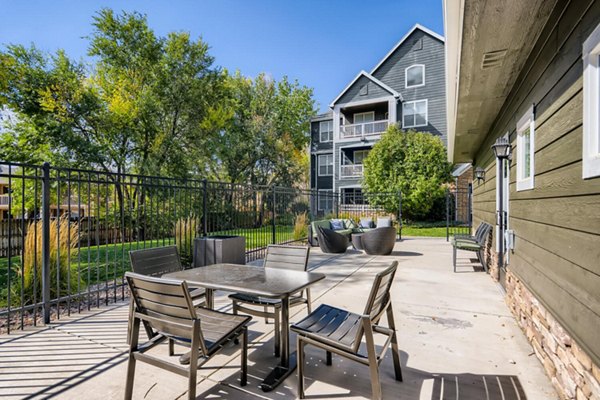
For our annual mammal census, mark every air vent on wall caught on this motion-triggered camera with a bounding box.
[481,49,507,69]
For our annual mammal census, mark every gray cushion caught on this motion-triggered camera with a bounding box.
[377,217,392,227]
[360,218,373,229]
[330,219,344,230]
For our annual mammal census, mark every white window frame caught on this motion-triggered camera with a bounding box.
[353,149,369,164]
[516,106,535,191]
[353,111,375,124]
[405,64,425,88]
[319,120,333,143]
[583,22,600,179]
[318,189,333,211]
[317,154,333,176]
[402,99,428,128]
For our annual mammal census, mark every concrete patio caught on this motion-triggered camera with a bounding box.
[0,237,558,399]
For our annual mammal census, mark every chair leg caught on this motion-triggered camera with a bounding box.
[297,337,306,399]
[274,308,281,357]
[168,338,174,356]
[188,324,200,400]
[326,351,332,366]
[264,306,269,324]
[232,302,240,345]
[241,327,248,386]
[124,318,140,400]
[126,298,134,345]
[306,288,312,314]
[386,305,403,382]
[363,317,382,400]
[453,245,457,272]
[479,249,488,273]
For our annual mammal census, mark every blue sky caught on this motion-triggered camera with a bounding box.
[0,0,444,112]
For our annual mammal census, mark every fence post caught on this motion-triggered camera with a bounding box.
[335,192,339,219]
[445,188,450,242]
[202,179,208,237]
[271,186,276,244]
[397,190,402,240]
[41,162,51,324]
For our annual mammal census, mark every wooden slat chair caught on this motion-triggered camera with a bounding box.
[124,272,251,400]
[451,223,492,273]
[291,261,402,400]
[229,244,311,357]
[128,246,205,343]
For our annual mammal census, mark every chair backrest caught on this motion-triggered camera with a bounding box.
[472,222,486,238]
[476,223,493,244]
[352,261,398,352]
[264,245,310,272]
[129,246,183,277]
[125,272,198,342]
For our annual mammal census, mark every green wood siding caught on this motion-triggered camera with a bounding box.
[472,0,600,367]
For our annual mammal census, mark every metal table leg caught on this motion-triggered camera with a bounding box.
[205,288,214,310]
[261,296,296,391]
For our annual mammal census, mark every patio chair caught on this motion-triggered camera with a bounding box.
[316,226,349,253]
[291,261,402,400]
[229,244,311,356]
[124,272,251,400]
[360,227,397,255]
[452,223,492,272]
[128,246,205,343]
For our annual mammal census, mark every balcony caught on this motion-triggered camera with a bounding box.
[0,194,9,206]
[339,120,389,139]
[340,164,363,178]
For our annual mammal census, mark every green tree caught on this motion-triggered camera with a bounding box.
[363,126,453,220]
[214,72,315,186]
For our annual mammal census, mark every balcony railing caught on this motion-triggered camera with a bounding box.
[0,194,9,206]
[339,120,389,139]
[340,164,364,178]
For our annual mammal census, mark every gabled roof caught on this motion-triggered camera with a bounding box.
[370,23,445,75]
[329,70,402,108]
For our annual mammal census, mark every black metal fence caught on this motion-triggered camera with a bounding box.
[0,161,401,333]
[446,186,473,240]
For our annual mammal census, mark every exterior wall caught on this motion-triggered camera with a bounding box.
[310,118,334,191]
[471,2,600,399]
[372,29,447,144]
[336,75,393,104]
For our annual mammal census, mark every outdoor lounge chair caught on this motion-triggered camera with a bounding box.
[128,246,205,343]
[124,272,251,400]
[316,226,349,253]
[229,245,311,356]
[360,227,397,255]
[452,223,492,272]
[291,261,402,400]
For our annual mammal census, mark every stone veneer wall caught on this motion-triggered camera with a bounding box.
[484,242,600,399]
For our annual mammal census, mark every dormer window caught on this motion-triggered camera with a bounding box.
[405,64,425,88]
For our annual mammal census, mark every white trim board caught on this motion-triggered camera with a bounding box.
[371,24,445,75]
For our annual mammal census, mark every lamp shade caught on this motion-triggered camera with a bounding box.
[475,167,485,181]
[491,137,511,159]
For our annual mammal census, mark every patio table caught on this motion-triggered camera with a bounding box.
[163,263,325,392]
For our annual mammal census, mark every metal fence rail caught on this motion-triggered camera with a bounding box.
[446,186,473,240]
[0,161,402,333]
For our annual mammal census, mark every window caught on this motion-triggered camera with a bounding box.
[402,100,428,128]
[318,154,333,176]
[318,189,334,211]
[516,106,535,191]
[319,120,333,142]
[353,150,369,164]
[353,112,374,124]
[583,22,600,178]
[405,64,425,88]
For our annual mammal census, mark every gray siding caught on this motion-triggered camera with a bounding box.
[372,30,447,145]
[310,119,334,191]
[472,1,600,367]
[336,75,393,105]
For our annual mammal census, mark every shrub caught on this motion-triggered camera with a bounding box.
[17,217,82,305]
[293,212,308,241]
[174,217,199,263]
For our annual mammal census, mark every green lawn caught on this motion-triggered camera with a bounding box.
[0,225,295,291]
[402,225,447,237]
